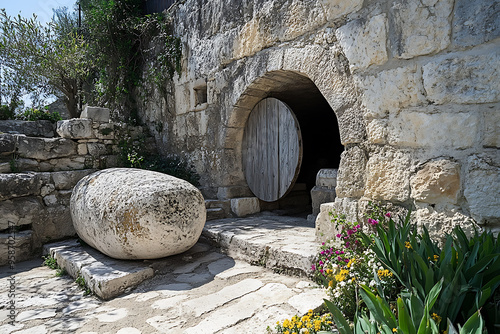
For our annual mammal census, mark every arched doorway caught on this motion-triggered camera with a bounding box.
[237,71,344,215]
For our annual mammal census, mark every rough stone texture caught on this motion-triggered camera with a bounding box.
[411,159,461,205]
[336,146,366,198]
[387,107,480,149]
[0,197,43,230]
[56,119,93,139]
[0,134,16,155]
[464,155,500,226]
[366,118,387,144]
[71,168,206,260]
[336,105,366,144]
[311,187,336,216]
[416,206,479,242]
[336,14,388,72]
[389,0,453,59]
[0,173,41,201]
[230,197,260,217]
[483,109,500,148]
[356,65,424,119]
[365,150,412,202]
[423,52,500,105]
[0,120,54,137]
[453,0,500,47]
[0,230,32,266]
[51,170,96,190]
[315,202,339,243]
[81,106,110,123]
[316,169,337,188]
[16,137,77,160]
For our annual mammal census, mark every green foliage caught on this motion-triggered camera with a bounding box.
[361,214,500,331]
[42,255,67,277]
[0,105,15,120]
[16,107,62,122]
[78,0,182,116]
[0,8,92,117]
[142,155,200,186]
[75,275,92,296]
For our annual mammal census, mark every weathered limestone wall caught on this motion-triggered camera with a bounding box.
[137,0,499,236]
[0,110,153,265]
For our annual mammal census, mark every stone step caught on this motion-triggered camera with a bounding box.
[43,240,154,300]
[206,207,226,221]
[202,215,318,277]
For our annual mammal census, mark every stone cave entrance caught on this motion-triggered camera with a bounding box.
[240,71,344,216]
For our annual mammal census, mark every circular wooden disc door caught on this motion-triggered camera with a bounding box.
[242,98,303,202]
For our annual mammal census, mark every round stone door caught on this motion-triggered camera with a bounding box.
[242,98,303,202]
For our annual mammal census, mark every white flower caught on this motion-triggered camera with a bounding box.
[369,280,376,287]
[340,281,346,287]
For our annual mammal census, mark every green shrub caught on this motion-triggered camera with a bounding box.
[0,105,15,120]
[16,107,62,122]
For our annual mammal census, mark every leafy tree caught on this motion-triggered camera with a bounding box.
[0,8,92,118]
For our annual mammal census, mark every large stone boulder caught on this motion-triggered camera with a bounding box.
[70,168,206,260]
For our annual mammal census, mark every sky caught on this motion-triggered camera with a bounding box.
[1,0,77,25]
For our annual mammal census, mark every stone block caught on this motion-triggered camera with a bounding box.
[32,205,75,246]
[387,107,479,149]
[464,155,500,225]
[364,150,411,202]
[483,109,500,148]
[16,137,77,160]
[411,159,461,205]
[336,14,388,72]
[97,123,115,139]
[56,119,93,139]
[52,170,95,190]
[0,120,54,137]
[389,0,452,59]
[230,197,260,217]
[77,143,88,155]
[0,162,10,173]
[0,172,41,201]
[316,169,338,188]
[321,0,363,22]
[356,65,424,119]
[453,0,500,47]
[315,202,342,243]
[336,146,366,198]
[0,134,16,155]
[0,197,44,230]
[415,206,478,243]
[366,119,387,144]
[423,53,500,105]
[311,186,336,216]
[40,157,86,172]
[80,106,110,123]
[87,143,108,157]
[15,158,39,172]
[336,105,366,144]
[0,230,33,266]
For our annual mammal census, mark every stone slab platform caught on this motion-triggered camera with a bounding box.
[203,214,318,277]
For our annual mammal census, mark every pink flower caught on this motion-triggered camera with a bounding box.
[319,261,324,265]
[347,229,354,235]
[336,234,342,238]
[320,269,324,274]
[385,212,391,218]
[335,250,340,255]
[345,242,350,248]
[337,256,342,261]
[311,265,316,271]
[344,259,349,263]
[368,218,379,225]
[356,224,361,229]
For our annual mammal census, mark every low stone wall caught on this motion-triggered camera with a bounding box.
[0,108,154,266]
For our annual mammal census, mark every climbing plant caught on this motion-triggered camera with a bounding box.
[78,0,182,121]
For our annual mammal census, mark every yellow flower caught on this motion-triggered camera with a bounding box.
[328,280,334,288]
[434,255,439,261]
[297,321,303,328]
[351,277,356,282]
[308,309,313,315]
[393,328,398,332]
[431,313,442,323]
[284,331,289,334]
[314,319,321,331]
[405,241,412,249]
[283,319,291,328]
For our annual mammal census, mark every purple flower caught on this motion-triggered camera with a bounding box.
[322,242,325,246]
[347,229,354,235]
[320,269,324,274]
[337,256,342,261]
[345,242,350,248]
[336,234,342,238]
[356,224,361,229]
[344,258,349,263]
[335,250,340,255]
[385,212,391,218]
[368,218,379,225]
[319,261,324,265]
[311,265,316,271]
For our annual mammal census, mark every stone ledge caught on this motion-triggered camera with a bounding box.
[43,240,154,300]
[202,215,318,277]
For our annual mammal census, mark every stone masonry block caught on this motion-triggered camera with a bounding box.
[0,134,16,155]
[81,106,110,123]
[311,186,336,216]
[316,169,338,189]
[16,137,77,160]
[56,119,93,139]
[410,159,461,205]
[230,197,260,217]
[389,0,452,59]
[423,52,500,105]
[336,14,388,72]
[453,0,500,47]
[336,146,366,198]
[0,172,41,201]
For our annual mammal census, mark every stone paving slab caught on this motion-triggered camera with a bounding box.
[203,215,318,277]
[0,238,327,333]
[0,214,328,333]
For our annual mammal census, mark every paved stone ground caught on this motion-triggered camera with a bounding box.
[0,215,328,333]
